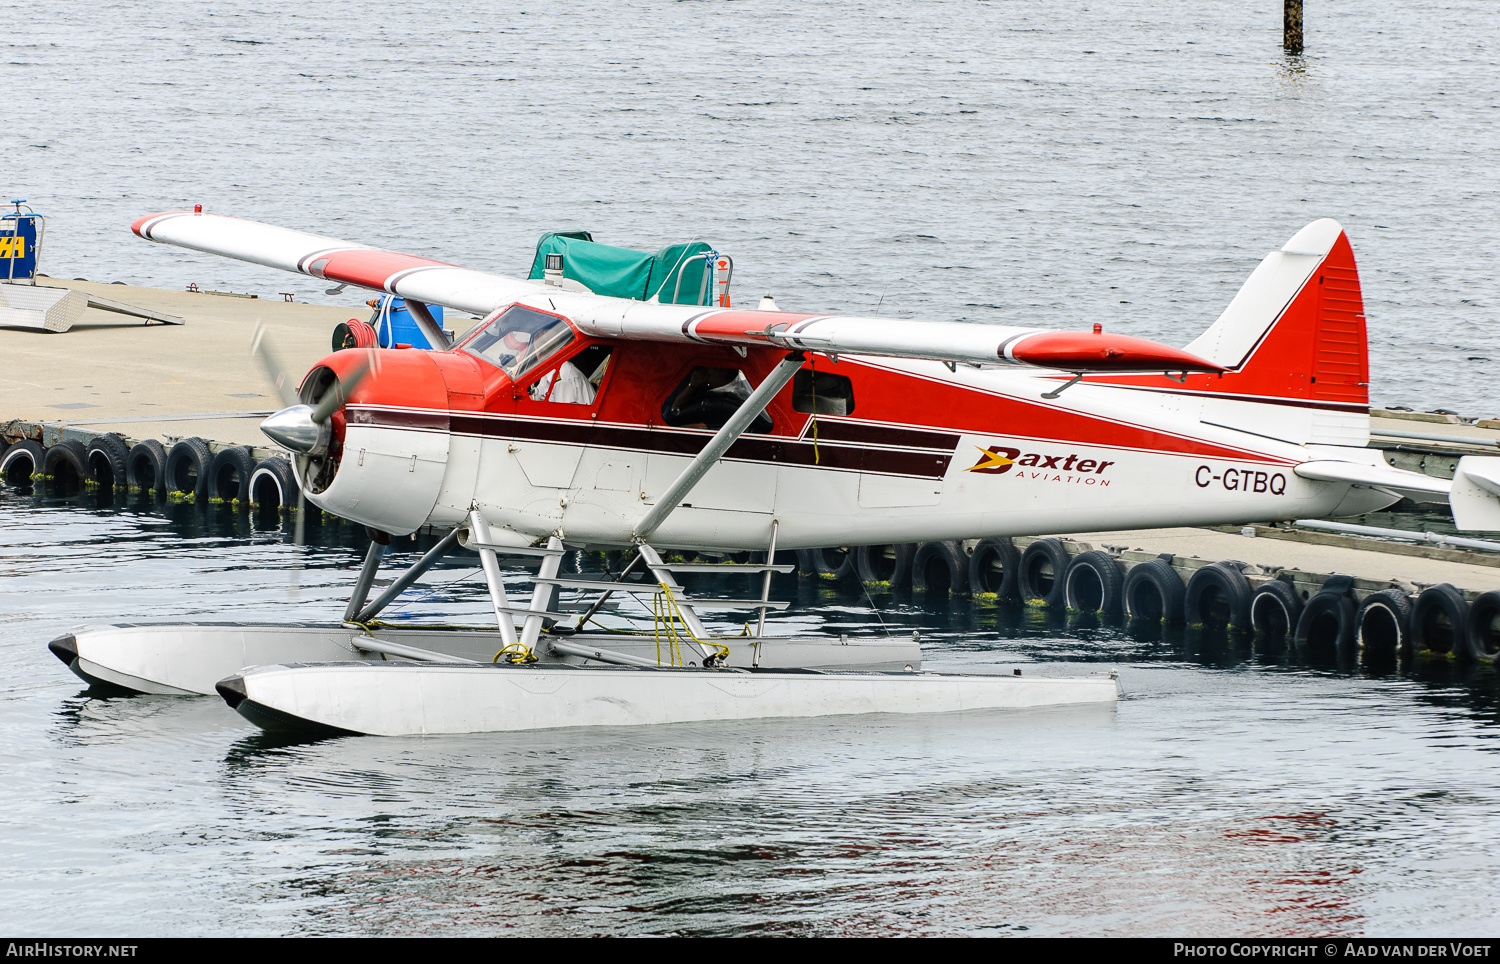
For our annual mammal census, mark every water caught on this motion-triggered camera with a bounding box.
[5,1,1499,412]
[6,0,1500,936]
[3,486,1499,936]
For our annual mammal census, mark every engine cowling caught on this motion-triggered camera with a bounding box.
[296,348,454,536]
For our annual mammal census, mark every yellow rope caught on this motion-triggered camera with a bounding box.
[652,581,730,665]
[492,641,537,664]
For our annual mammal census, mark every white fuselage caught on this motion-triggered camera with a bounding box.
[303,356,1394,548]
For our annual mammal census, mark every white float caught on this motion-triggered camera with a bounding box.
[49,622,925,697]
[216,661,1120,736]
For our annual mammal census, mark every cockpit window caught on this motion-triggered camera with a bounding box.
[459,305,575,378]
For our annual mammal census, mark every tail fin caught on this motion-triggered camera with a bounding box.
[1181,218,1368,408]
[1093,219,1369,446]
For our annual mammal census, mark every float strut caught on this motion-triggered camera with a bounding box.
[354,527,461,623]
[467,509,520,647]
[343,535,387,622]
[755,519,779,640]
[520,535,564,651]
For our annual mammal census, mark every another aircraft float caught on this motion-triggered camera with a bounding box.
[47,211,1500,736]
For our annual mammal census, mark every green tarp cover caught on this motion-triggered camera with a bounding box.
[528,233,714,305]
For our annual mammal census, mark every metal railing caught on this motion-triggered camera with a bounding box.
[1293,518,1500,553]
[671,252,734,306]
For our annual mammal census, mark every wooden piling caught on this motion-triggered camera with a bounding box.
[1284,0,1304,54]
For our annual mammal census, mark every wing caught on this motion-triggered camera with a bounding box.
[133,208,1222,374]
[564,301,1224,373]
[133,210,537,317]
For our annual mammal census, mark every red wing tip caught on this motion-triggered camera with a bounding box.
[130,210,194,238]
[1010,331,1226,373]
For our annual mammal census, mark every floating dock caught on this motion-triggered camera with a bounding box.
[0,277,392,453]
[4,278,1499,665]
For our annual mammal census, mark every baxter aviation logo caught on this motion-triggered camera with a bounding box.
[966,444,1116,483]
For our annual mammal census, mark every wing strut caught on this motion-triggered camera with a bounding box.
[404,299,452,350]
[632,352,806,543]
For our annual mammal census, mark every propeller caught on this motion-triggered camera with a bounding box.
[251,324,380,545]
[250,323,301,409]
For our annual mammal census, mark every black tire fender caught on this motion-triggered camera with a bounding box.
[208,445,256,504]
[1019,538,1070,607]
[1460,589,1500,663]
[41,439,89,488]
[1412,583,1468,656]
[1295,590,1357,663]
[86,434,131,489]
[1123,558,1185,624]
[126,439,168,493]
[0,439,44,486]
[809,546,856,582]
[910,541,970,596]
[1063,550,1124,614]
[165,437,213,501]
[854,543,915,589]
[249,456,299,509]
[793,549,818,577]
[1356,588,1414,662]
[968,538,1021,601]
[1250,577,1304,641]
[1183,562,1253,630]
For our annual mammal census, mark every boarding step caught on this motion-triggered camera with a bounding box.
[490,604,573,620]
[534,576,652,591]
[466,540,569,558]
[532,576,790,610]
[670,597,791,611]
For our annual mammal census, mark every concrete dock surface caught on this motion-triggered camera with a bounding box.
[0,278,393,448]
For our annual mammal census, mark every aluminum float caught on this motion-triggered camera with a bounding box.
[214,661,1119,737]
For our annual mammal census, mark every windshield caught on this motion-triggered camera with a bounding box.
[459,305,575,379]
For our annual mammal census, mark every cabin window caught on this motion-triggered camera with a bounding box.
[527,344,613,406]
[792,369,855,416]
[661,366,773,432]
[460,305,574,379]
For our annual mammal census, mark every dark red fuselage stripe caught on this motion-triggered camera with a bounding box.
[350,408,954,478]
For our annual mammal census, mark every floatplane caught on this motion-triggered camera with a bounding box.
[47,211,1500,736]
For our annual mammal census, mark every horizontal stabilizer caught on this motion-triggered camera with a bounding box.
[1293,459,1450,501]
[1451,457,1500,532]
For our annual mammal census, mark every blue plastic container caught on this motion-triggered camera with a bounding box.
[373,296,445,350]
